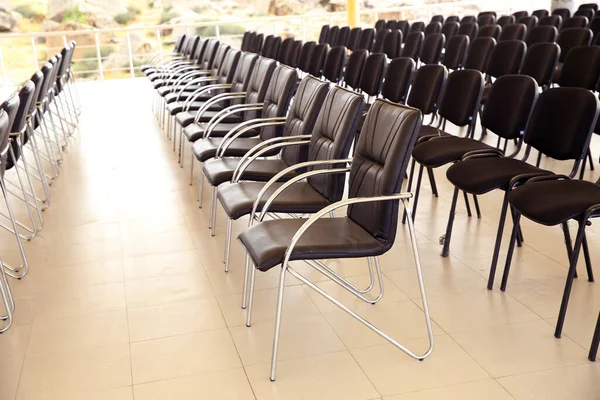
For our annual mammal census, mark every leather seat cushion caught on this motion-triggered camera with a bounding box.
[175,111,243,127]
[167,101,222,115]
[509,179,600,226]
[238,217,387,271]
[446,157,551,194]
[218,181,330,220]
[192,137,265,162]
[418,124,453,139]
[165,91,212,104]
[183,123,257,142]
[203,158,294,186]
[412,136,494,167]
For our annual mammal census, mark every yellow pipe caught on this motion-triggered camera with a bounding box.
[347,0,360,27]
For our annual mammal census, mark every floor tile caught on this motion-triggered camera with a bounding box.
[125,273,213,308]
[383,379,512,400]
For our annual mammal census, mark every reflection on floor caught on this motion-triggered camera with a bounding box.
[0,78,599,400]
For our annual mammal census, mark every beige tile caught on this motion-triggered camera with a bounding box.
[230,314,346,366]
[324,300,443,349]
[27,311,129,357]
[128,298,226,341]
[45,239,122,268]
[0,356,24,400]
[133,368,254,400]
[351,335,489,396]
[123,250,203,281]
[205,264,300,297]
[121,230,196,258]
[383,379,512,400]
[34,283,126,321]
[498,363,600,399]
[452,320,588,377]
[0,323,31,359]
[130,329,241,384]
[245,351,379,400]
[217,285,320,327]
[125,273,213,308]
[18,344,132,399]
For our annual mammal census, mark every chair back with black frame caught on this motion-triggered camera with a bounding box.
[556,28,593,62]
[532,9,549,20]
[574,8,594,21]
[420,33,445,65]
[519,42,560,89]
[539,15,562,29]
[463,37,496,72]
[375,19,386,32]
[383,29,403,59]
[372,28,390,53]
[497,15,516,27]
[357,28,375,51]
[441,21,459,42]
[561,16,589,30]
[458,22,479,40]
[442,34,469,70]
[477,24,502,40]
[381,57,415,105]
[525,25,558,45]
[347,27,362,51]
[425,21,442,36]
[297,41,316,74]
[499,23,527,41]
[318,25,329,44]
[322,46,347,84]
[410,21,425,33]
[552,7,571,20]
[401,31,424,62]
[343,49,367,90]
[306,44,328,78]
[396,20,410,38]
[336,26,350,46]
[327,26,340,47]
[519,16,538,31]
[513,11,528,21]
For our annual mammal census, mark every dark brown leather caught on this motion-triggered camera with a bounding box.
[526,25,558,46]
[442,35,469,70]
[520,43,559,86]
[499,23,527,41]
[420,33,445,64]
[257,65,298,141]
[406,64,447,115]
[192,137,264,162]
[436,69,483,126]
[344,49,367,89]
[381,57,414,104]
[556,28,593,62]
[463,37,495,71]
[183,122,255,142]
[204,158,297,186]
[486,40,526,78]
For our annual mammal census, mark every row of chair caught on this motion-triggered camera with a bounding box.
[0,42,81,333]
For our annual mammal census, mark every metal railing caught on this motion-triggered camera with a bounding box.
[0,0,512,87]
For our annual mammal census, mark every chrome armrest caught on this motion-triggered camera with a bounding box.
[194,92,247,123]
[176,76,220,101]
[204,103,264,137]
[167,65,201,82]
[173,72,217,93]
[252,158,353,222]
[232,135,312,182]
[215,118,287,157]
[182,83,232,109]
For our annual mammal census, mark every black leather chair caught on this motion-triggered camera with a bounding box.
[357,28,375,51]
[458,22,479,41]
[441,21,459,42]
[431,15,444,25]
[512,11,529,22]
[519,42,560,89]
[347,27,362,51]
[396,20,410,38]
[336,26,350,46]
[356,53,386,103]
[375,19,386,32]
[477,24,502,40]
[556,28,593,63]
[532,9,549,20]
[561,16,589,30]
[327,26,340,47]
[574,8,595,21]
[372,28,390,53]
[477,14,496,27]
[343,49,367,90]
[579,3,598,12]
[318,25,329,44]
[297,41,316,75]
[519,16,539,31]
[306,44,328,78]
[553,7,571,20]
[445,87,598,292]
[322,46,347,84]
[590,16,600,36]
[238,99,433,381]
[380,57,414,105]
[461,16,477,24]
[442,34,469,70]
[481,40,527,103]
[526,25,558,46]
[385,20,397,31]
[401,31,424,62]
[463,37,496,72]
[216,84,362,273]
[499,23,527,41]
[497,15,516,27]
[424,21,442,36]
[539,15,562,29]
[410,21,425,33]
[446,15,460,24]
[420,33,445,65]
[383,29,403,59]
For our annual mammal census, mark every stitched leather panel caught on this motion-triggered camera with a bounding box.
[243,57,276,121]
[307,86,364,202]
[13,81,35,133]
[347,100,422,247]
[258,65,297,140]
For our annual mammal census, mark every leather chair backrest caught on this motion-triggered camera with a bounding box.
[298,41,316,72]
[524,87,599,161]
[382,57,414,104]
[13,81,36,133]
[383,29,403,59]
[557,45,600,90]
[420,33,445,64]
[477,24,502,40]
[38,61,55,104]
[539,15,562,29]
[520,42,560,86]
[579,3,598,12]
[478,14,496,26]
[526,25,558,46]
[497,15,516,27]
[479,11,497,19]
[192,38,207,63]
[240,31,252,52]
[336,26,350,46]
[261,35,274,58]
[372,28,390,53]
[209,44,230,76]
[243,57,276,120]
[533,9,549,19]
[431,15,444,24]
[442,22,459,41]
[396,20,410,37]
[461,16,476,24]
[561,16,589,30]
[28,70,44,117]
[482,75,538,140]
[200,40,218,70]
[359,53,386,96]
[343,49,367,89]
[307,86,364,202]
[322,46,347,83]
[458,22,479,40]
[385,20,397,30]
[425,21,442,36]
[318,25,330,44]
[217,49,240,85]
[557,28,592,62]
[347,100,422,248]
[1,95,20,138]
[574,8,595,21]
[258,65,297,140]
[327,26,340,47]
[486,40,526,78]
[463,37,496,71]
[410,21,425,33]
[307,44,328,77]
[0,110,11,177]
[185,35,200,57]
[553,8,571,19]
[375,20,386,32]
[269,36,282,60]
[232,52,258,95]
[280,76,330,166]
[286,40,302,68]
[590,16,600,36]
[519,16,538,31]
[401,31,424,61]
[253,34,264,54]
[443,34,469,70]
[174,34,187,53]
[499,23,527,41]
[406,64,447,115]
[437,69,484,126]
[347,27,362,51]
[513,11,528,22]
[357,28,375,51]
[278,38,294,64]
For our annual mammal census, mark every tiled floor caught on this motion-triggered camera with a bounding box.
[0,78,599,399]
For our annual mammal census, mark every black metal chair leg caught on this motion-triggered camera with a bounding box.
[511,208,523,248]
[488,193,510,290]
[562,222,578,279]
[463,191,472,217]
[555,221,586,338]
[427,168,438,197]
[411,164,425,222]
[588,147,595,171]
[402,158,417,224]
[500,211,522,291]
[473,195,481,218]
[589,312,600,361]
[580,151,587,180]
[582,232,594,282]
[536,151,542,168]
[441,186,459,257]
